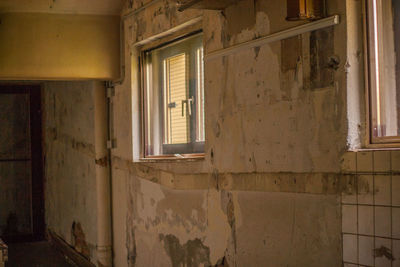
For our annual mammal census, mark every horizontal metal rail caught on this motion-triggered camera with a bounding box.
[205,15,340,61]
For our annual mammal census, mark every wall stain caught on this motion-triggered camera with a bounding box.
[127,227,137,267]
[221,191,237,265]
[95,156,108,167]
[310,28,335,89]
[47,127,95,157]
[213,256,229,267]
[159,234,211,267]
[71,221,90,259]
[358,175,372,195]
[253,46,260,60]
[374,246,395,261]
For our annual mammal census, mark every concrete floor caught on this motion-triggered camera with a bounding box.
[6,242,75,267]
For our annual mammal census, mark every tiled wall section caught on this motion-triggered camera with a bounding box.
[342,150,400,267]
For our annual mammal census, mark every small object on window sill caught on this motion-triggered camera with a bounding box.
[174,154,185,158]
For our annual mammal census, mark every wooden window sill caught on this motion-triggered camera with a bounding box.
[139,153,205,162]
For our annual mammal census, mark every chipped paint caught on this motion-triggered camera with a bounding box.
[72,221,91,259]
[108,0,349,266]
[159,234,211,267]
[44,82,100,265]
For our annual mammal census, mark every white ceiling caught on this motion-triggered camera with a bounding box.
[0,0,125,15]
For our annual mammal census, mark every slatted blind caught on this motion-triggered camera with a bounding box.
[165,53,189,144]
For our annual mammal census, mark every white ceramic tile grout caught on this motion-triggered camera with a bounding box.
[343,151,396,267]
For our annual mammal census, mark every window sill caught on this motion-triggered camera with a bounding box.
[351,145,400,152]
[138,153,205,162]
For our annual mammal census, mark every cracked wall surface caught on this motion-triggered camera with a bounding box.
[44,81,101,264]
[111,0,347,266]
[1,0,391,266]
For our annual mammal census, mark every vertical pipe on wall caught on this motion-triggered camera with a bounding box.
[94,81,113,267]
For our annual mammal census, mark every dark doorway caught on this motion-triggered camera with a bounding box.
[0,85,44,242]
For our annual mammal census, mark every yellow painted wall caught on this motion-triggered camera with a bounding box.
[0,13,120,80]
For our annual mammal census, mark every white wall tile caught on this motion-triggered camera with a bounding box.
[374,175,391,206]
[374,151,391,172]
[392,240,400,267]
[343,234,358,263]
[357,152,373,172]
[358,175,374,205]
[342,152,357,172]
[393,175,400,207]
[343,205,358,234]
[393,240,400,267]
[393,207,400,239]
[392,151,400,172]
[342,175,357,204]
[343,193,358,205]
[358,235,374,266]
[374,238,392,267]
[375,207,391,237]
[358,206,374,235]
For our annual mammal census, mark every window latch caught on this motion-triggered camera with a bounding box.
[168,102,177,108]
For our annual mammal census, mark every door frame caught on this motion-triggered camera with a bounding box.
[0,85,45,242]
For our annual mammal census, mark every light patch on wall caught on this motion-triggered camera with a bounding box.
[137,178,166,222]
[0,0,123,15]
[0,12,120,80]
[203,189,232,265]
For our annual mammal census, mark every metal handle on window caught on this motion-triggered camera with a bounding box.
[187,97,193,116]
[182,97,194,117]
[182,100,187,117]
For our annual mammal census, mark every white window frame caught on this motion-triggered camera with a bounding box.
[364,0,400,148]
[138,30,206,160]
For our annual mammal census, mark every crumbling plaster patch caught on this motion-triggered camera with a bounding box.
[125,176,231,265]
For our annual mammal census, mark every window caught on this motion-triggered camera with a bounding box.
[141,32,205,158]
[366,0,400,145]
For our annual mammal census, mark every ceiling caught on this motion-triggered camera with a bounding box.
[0,0,125,15]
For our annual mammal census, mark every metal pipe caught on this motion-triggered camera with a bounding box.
[105,82,115,266]
[94,82,113,267]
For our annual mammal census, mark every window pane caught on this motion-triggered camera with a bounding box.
[143,33,204,156]
[369,0,400,139]
[164,53,189,144]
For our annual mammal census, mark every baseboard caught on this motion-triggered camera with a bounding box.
[47,230,95,267]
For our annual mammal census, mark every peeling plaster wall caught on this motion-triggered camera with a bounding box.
[44,81,104,263]
[110,0,349,266]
